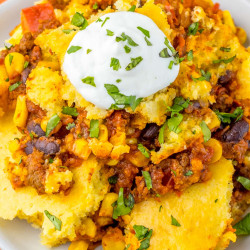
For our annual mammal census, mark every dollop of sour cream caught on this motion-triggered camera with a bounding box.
[63,12,180,110]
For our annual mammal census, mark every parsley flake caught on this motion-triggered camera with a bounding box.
[128,5,136,12]
[142,171,152,190]
[106,29,114,36]
[191,69,211,82]
[87,49,92,54]
[49,158,54,163]
[112,188,134,219]
[233,213,250,235]
[89,119,99,138]
[126,56,143,71]
[133,225,153,250]
[200,121,211,142]
[171,169,177,176]
[188,22,199,36]
[237,176,250,190]
[184,170,193,176]
[82,76,96,87]
[137,26,150,38]
[67,45,82,54]
[124,244,131,250]
[167,113,183,134]
[124,45,131,53]
[101,17,110,27]
[138,144,150,158]
[62,107,79,117]
[44,210,62,231]
[213,55,236,64]
[110,58,121,71]
[24,61,29,69]
[46,114,60,137]
[9,82,21,92]
[215,107,243,124]
[71,12,88,30]
[171,215,181,227]
[116,79,122,83]
[93,2,98,9]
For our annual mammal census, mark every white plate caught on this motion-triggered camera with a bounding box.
[0,0,250,249]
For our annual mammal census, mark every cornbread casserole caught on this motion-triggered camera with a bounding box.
[0,0,250,249]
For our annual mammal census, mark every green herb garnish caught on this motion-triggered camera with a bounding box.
[158,122,167,144]
[133,225,153,250]
[188,22,199,36]
[112,188,134,219]
[144,37,152,46]
[49,158,54,163]
[110,58,121,71]
[142,171,152,190]
[159,205,163,212]
[71,12,88,30]
[215,199,218,203]
[44,210,62,231]
[82,76,96,87]
[124,244,131,250]
[9,82,21,92]
[168,61,174,69]
[87,49,92,54]
[128,5,136,12]
[200,121,211,142]
[233,213,250,235]
[66,122,76,130]
[9,54,13,65]
[171,215,181,227]
[101,17,110,27]
[185,170,193,176]
[159,48,171,58]
[124,45,131,53]
[67,45,82,54]
[215,107,243,124]
[89,119,99,138]
[171,169,177,176]
[62,29,74,34]
[93,2,98,9]
[108,175,118,184]
[46,114,60,137]
[121,32,138,46]
[137,26,150,38]
[125,56,143,71]
[213,55,236,64]
[106,29,114,36]
[220,47,231,52]
[237,176,250,190]
[62,106,79,117]
[191,69,211,82]
[167,113,183,134]
[138,144,150,158]
[187,50,193,61]
[116,79,122,83]
[24,61,29,69]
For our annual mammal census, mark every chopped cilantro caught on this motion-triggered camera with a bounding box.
[142,171,152,190]
[9,54,13,65]
[89,119,99,138]
[159,205,163,212]
[220,47,231,52]
[116,79,122,83]
[101,17,110,27]
[67,45,82,54]
[198,28,204,34]
[71,12,88,30]
[66,122,75,130]
[110,58,121,71]
[124,45,131,53]
[82,76,96,87]
[200,121,211,142]
[191,69,211,82]
[18,156,22,165]
[125,56,143,71]
[215,199,218,203]
[108,175,118,184]
[87,49,92,54]
[167,113,183,134]
[29,132,34,139]
[237,176,250,190]
[137,26,150,38]
[158,122,167,144]
[121,32,138,46]
[24,61,29,69]
[144,37,152,46]
[133,225,153,250]
[106,29,114,36]
[93,2,98,9]
[49,158,54,163]
[171,169,177,176]
[5,78,9,82]
[168,60,174,69]
[9,82,21,92]
[159,48,171,58]
[171,215,181,227]
[188,22,199,36]
[187,50,193,61]
[96,18,103,22]
[46,114,60,137]
[44,210,62,231]
[215,107,243,124]
[138,144,150,158]
[213,55,236,64]
[112,188,134,219]
[62,29,74,34]
[128,5,136,12]
[62,107,79,117]
[184,170,193,176]
[233,213,250,235]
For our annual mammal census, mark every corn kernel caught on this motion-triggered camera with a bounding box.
[73,138,91,160]
[99,193,118,217]
[128,151,150,167]
[223,10,236,33]
[8,139,20,153]
[13,95,28,128]
[110,132,126,145]
[82,218,96,238]
[106,159,119,166]
[41,117,62,134]
[236,27,247,45]
[4,52,25,78]
[99,124,109,142]
[102,228,125,250]
[69,240,89,250]
[97,216,113,227]
[205,138,222,164]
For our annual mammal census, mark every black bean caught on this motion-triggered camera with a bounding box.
[24,141,34,155]
[140,123,160,141]
[223,120,249,143]
[192,101,201,109]
[27,121,45,137]
[34,137,60,155]
[218,70,233,85]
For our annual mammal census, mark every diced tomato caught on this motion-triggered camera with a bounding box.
[21,3,56,34]
[212,3,220,14]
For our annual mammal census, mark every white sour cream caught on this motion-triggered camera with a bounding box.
[63,12,180,109]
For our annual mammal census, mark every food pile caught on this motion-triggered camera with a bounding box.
[0,0,250,249]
